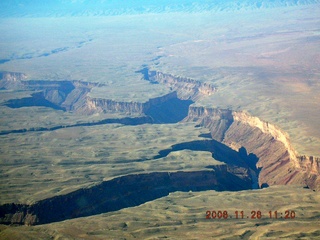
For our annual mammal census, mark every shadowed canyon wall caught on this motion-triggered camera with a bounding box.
[1,69,319,226]
[0,167,252,226]
[1,72,192,119]
[141,68,319,189]
[1,70,319,191]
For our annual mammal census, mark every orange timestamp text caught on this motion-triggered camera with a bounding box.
[205,210,295,219]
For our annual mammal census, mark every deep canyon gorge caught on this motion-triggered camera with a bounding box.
[0,68,319,226]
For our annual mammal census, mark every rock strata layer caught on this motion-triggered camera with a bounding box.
[1,69,319,227]
[1,71,192,117]
[0,167,251,226]
[184,106,320,190]
[141,68,217,100]
[1,70,319,190]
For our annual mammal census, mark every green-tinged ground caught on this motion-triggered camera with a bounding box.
[149,6,320,156]
[1,5,319,156]
[0,123,216,204]
[0,1,319,239]
[0,186,319,239]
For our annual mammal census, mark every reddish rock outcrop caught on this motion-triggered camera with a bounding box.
[184,106,319,190]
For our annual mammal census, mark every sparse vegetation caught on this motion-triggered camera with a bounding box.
[0,0,319,239]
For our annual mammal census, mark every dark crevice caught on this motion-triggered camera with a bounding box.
[0,94,193,135]
[1,76,194,134]
[145,97,193,123]
[2,80,76,110]
[135,67,151,82]
[138,67,217,100]
[0,168,252,226]
[4,92,65,110]
[0,116,154,136]
[0,70,262,227]
[198,133,212,139]
[154,139,259,172]
[151,139,260,190]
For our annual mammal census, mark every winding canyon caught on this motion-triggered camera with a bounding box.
[0,166,251,226]
[0,69,319,226]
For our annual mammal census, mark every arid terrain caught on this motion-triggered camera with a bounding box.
[0,0,320,239]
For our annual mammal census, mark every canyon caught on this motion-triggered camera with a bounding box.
[0,166,251,226]
[1,71,192,119]
[0,68,319,226]
[1,70,319,187]
[145,69,319,190]
[0,1,319,238]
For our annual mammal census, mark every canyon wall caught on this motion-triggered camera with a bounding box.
[0,167,252,226]
[0,72,185,116]
[2,70,319,190]
[1,69,319,227]
[146,69,217,101]
[184,106,320,190]
[89,91,178,115]
[142,69,319,190]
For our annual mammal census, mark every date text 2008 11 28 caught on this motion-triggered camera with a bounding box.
[206,210,296,220]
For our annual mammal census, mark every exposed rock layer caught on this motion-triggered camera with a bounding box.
[1,70,319,190]
[0,167,252,226]
[184,106,320,190]
[139,69,319,189]
[1,72,193,118]
[141,68,217,100]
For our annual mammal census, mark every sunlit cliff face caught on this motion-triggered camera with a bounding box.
[1,69,319,191]
[0,1,319,238]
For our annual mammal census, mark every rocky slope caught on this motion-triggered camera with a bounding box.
[91,91,179,115]
[185,106,320,190]
[0,166,252,226]
[139,69,319,190]
[143,68,217,101]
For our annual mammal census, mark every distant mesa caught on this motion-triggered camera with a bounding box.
[0,40,91,63]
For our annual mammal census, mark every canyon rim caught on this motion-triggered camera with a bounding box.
[0,0,320,239]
